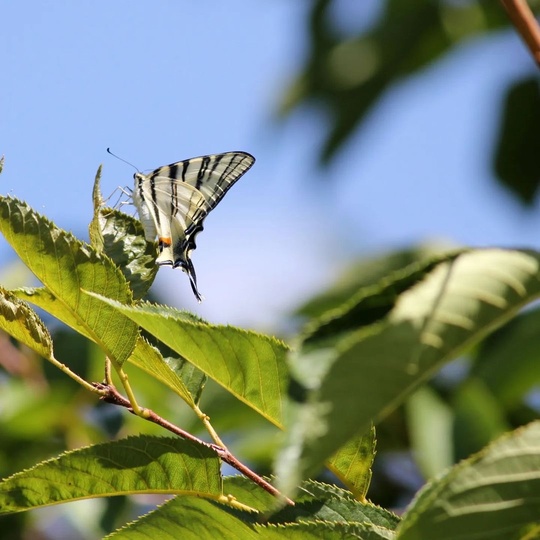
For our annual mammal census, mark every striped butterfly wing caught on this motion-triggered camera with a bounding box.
[133,151,255,301]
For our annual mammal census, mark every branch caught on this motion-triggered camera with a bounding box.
[94,382,294,507]
[501,0,540,67]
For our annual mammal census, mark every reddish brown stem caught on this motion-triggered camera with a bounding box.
[501,0,540,66]
[94,382,294,506]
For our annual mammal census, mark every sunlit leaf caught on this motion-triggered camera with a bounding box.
[85,298,289,427]
[0,436,221,514]
[129,336,205,408]
[0,196,138,365]
[327,427,376,500]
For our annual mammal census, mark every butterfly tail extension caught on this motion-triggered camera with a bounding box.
[174,255,203,303]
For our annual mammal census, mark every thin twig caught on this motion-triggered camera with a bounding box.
[501,0,540,66]
[94,382,294,506]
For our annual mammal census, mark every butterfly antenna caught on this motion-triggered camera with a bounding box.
[106,148,139,172]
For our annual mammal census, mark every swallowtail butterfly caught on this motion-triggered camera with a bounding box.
[131,151,255,302]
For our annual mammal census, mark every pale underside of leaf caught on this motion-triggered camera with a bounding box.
[397,421,540,540]
[279,249,540,495]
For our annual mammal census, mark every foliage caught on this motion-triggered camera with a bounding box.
[3,2,540,538]
[283,0,540,203]
[0,166,539,539]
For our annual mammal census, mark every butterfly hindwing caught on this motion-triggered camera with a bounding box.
[132,151,255,301]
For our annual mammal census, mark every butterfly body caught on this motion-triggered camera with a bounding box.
[132,151,255,302]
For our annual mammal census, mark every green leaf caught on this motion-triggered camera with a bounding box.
[278,249,540,493]
[90,168,158,299]
[0,196,138,365]
[259,522,396,540]
[0,435,221,514]
[85,298,289,427]
[397,421,540,540]
[301,250,462,350]
[89,165,106,252]
[106,477,398,539]
[105,495,260,540]
[269,480,399,530]
[494,77,540,204]
[222,475,277,511]
[14,286,94,343]
[225,476,399,530]
[473,307,540,408]
[326,427,376,500]
[452,378,508,461]
[406,386,453,479]
[0,287,53,360]
[129,336,206,408]
[296,245,456,320]
[283,1,509,163]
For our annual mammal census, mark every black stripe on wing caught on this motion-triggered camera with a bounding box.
[148,151,255,212]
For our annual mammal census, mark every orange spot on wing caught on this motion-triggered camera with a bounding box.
[158,237,172,247]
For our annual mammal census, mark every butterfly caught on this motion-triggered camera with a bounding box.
[131,151,255,302]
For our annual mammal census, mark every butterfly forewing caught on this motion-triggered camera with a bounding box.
[149,152,254,211]
[132,151,255,302]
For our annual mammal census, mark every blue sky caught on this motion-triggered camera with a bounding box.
[2,2,538,330]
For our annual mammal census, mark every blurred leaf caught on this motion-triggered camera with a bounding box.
[0,382,74,441]
[397,421,540,539]
[406,386,453,479]
[0,436,221,514]
[473,307,540,407]
[494,77,540,204]
[283,0,509,162]
[301,249,462,349]
[452,378,509,461]
[86,297,290,427]
[296,245,456,320]
[277,249,540,494]
[0,197,138,366]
